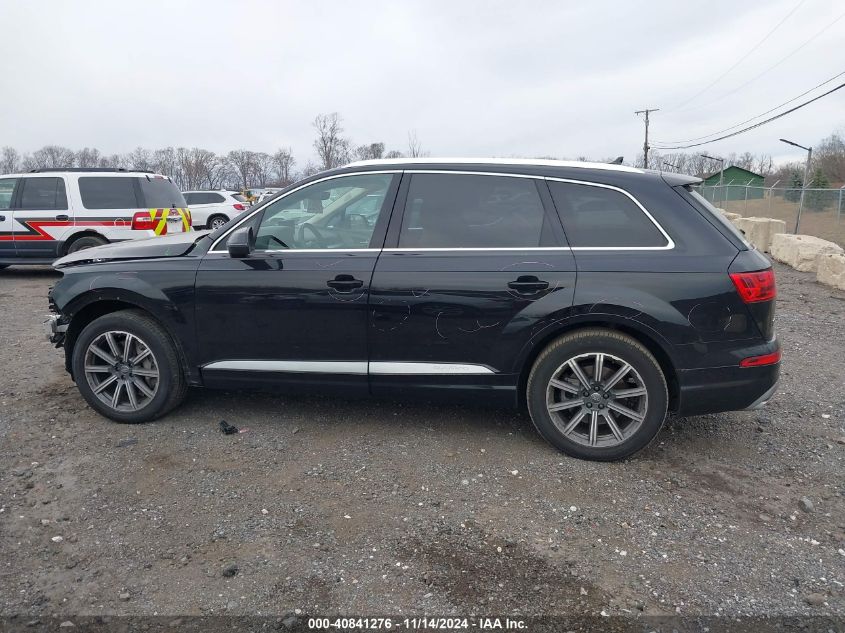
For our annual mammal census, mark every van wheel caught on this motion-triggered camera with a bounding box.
[526,329,668,461]
[67,235,107,254]
[71,310,187,423]
[207,215,228,230]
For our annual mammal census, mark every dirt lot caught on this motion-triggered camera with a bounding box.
[1,262,844,624]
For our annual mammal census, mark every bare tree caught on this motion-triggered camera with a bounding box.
[354,142,385,161]
[271,148,296,185]
[814,132,845,183]
[298,161,320,179]
[227,150,257,189]
[152,147,178,180]
[407,130,425,158]
[25,145,75,170]
[74,147,101,168]
[0,147,20,173]
[98,154,126,169]
[127,147,153,171]
[384,150,404,159]
[253,152,275,187]
[313,112,351,170]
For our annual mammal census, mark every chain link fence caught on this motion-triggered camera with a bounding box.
[696,183,845,248]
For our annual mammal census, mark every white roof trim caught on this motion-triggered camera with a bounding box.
[344,157,643,174]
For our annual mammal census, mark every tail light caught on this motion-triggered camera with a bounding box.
[740,349,781,367]
[730,269,776,303]
[132,211,167,234]
[233,203,246,211]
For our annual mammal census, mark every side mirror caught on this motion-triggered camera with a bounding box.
[227,226,255,258]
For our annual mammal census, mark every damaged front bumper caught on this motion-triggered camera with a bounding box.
[45,313,68,347]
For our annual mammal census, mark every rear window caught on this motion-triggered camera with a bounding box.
[140,177,187,208]
[79,177,140,209]
[548,181,668,248]
[231,193,247,203]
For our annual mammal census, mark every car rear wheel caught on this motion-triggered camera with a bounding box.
[67,235,107,254]
[207,215,229,230]
[71,310,187,423]
[527,329,668,461]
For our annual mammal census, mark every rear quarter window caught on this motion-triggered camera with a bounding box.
[685,187,751,249]
[548,181,669,248]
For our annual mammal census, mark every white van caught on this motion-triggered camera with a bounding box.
[0,168,191,267]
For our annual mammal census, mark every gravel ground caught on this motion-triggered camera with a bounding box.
[0,262,843,623]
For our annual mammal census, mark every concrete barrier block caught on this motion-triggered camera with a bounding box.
[733,217,787,252]
[817,253,845,291]
[770,234,844,272]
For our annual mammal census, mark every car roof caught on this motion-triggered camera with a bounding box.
[2,170,168,178]
[337,157,702,186]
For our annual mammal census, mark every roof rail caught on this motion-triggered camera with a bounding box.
[28,167,154,173]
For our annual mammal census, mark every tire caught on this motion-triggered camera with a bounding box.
[207,215,229,231]
[66,235,107,254]
[71,310,187,423]
[526,328,668,461]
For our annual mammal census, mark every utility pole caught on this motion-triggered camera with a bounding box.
[635,108,659,169]
[780,138,812,233]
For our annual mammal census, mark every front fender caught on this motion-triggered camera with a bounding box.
[50,261,201,382]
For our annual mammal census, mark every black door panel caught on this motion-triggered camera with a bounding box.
[368,172,576,402]
[195,251,377,391]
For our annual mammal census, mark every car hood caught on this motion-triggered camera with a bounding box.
[54,231,211,268]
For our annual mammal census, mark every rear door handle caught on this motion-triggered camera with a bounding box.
[507,276,550,293]
[326,274,364,291]
[0,215,5,221]
[55,214,69,221]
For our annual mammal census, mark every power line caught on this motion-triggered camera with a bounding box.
[673,10,845,115]
[666,0,805,113]
[650,81,845,150]
[653,69,845,145]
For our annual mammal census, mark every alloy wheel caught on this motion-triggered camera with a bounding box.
[546,352,648,448]
[210,217,227,230]
[83,330,160,412]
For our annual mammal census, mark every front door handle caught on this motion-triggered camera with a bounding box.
[507,276,550,293]
[55,214,69,221]
[326,274,364,291]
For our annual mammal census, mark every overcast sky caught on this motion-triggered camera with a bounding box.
[1,0,842,166]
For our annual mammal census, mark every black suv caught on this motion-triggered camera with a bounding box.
[46,159,779,461]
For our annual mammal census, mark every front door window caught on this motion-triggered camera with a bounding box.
[253,173,394,250]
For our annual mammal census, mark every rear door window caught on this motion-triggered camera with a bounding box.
[547,181,668,248]
[17,177,68,210]
[398,173,557,248]
[79,177,140,209]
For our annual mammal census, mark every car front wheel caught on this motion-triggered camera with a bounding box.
[71,310,187,423]
[527,329,668,461]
